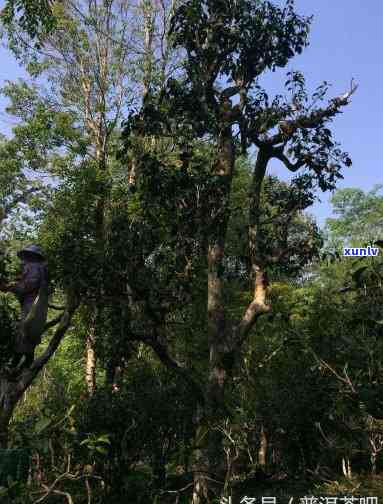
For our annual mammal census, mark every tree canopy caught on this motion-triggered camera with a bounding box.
[1,1,380,504]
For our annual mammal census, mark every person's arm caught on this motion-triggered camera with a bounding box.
[8,264,41,296]
[0,276,22,292]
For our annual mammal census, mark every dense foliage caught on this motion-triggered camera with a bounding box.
[0,1,379,503]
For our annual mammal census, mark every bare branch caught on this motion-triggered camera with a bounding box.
[33,470,103,504]
[272,149,305,172]
[311,351,357,395]
[264,81,358,146]
[33,471,77,504]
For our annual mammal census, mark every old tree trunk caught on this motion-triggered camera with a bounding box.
[192,98,272,502]
[0,298,78,448]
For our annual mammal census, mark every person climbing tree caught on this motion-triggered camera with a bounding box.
[0,244,49,369]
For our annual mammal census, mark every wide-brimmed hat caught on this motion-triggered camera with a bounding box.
[17,244,45,260]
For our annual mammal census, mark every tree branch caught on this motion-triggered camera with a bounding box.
[131,332,205,405]
[220,86,240,99]
[264,81,358,146]
[15,294,80,396]
[235,148,272,346]
[272,149,306,172]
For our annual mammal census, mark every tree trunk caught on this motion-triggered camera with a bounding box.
[0,377,17,449]
[192,115,235,503]
[85,325,97,396]
[190,104,273,501]
[142,0,155,99]
[258,425,268,469]
[192,475,210,504]
[371,453,377,475]
[192,146,271,501]
[83,165,106,396]
[342,456,352,479]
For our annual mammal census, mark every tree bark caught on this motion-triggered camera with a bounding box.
[191,143,273,502]
[85,322,97,397]
[258,425,268,469]
[0,296,78,448]
[342,456,352,479]
[0,378,16,449]
[142,0,155,99]
[192,475,210,504]
[192,108,235,502]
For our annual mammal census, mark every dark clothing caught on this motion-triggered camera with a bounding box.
[10,351,34,369]
[8,261,47,354]
[10,262,45,306]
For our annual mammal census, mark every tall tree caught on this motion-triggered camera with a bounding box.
[0,0,184,449]
[123,0,356,500]
[0,0,131,443]
[2,0,180,395]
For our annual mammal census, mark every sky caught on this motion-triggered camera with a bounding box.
[264,0,382,225]
[0,0,382,227]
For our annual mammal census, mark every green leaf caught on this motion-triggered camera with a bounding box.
[0,486,8,497]
[96,434,111,445]
[34,417,52,434]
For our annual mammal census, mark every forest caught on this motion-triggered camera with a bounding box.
[0,0,382,503]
